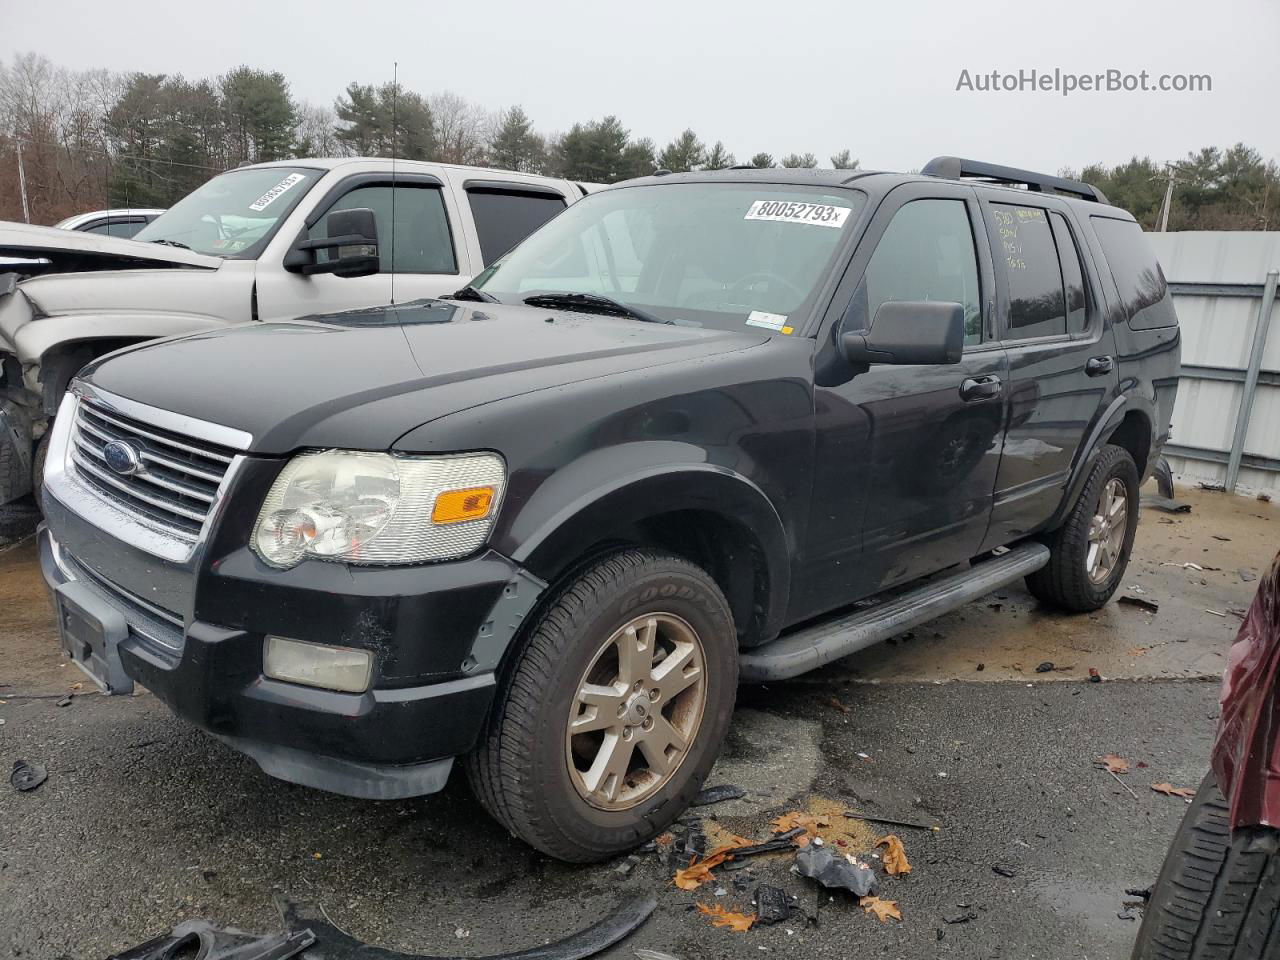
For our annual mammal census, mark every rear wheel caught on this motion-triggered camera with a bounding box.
[1132,773,1280,959]
[466,549,738,862]
[1026,443,1139,611]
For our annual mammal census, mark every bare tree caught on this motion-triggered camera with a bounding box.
[430,90,491,165]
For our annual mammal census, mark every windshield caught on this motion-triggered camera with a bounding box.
[474,182,864,333]
[134,166,321,258]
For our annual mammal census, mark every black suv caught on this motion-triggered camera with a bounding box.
[39,157,1180,862]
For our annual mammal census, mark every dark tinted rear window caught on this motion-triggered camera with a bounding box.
[1091,217,1176,329]
[468,189,566,266]
[991,204,1066,339]
[1049,212,1088,334]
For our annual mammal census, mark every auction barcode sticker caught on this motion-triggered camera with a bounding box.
[249,173,306,212]
[744,199,850,228]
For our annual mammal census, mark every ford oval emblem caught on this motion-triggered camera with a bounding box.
[102,439,142,476]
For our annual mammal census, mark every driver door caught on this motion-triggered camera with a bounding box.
[793,183,1009,619]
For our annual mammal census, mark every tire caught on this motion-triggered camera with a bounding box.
[0,400,34,506]
[31,430,49,510]
[1132,774,1280,960]
[466,548,738,862]
[1026,443,1139,612]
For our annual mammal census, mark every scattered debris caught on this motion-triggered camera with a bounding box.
[1119,596,1160,614]
[55,695,73,707]
[992,865,1017,878]
[771,811,830,841]
[1035,661,1054,673]
[827,697,850,714]
[1205,609,1227,618]
[674,846,741,891]
[1088,668,1102,683]
[976,662,985,672]
[113,895,658,960]
[696,903,754,933]
[1199,482,1225,492]
[795,844,878,897]
[1095,754,1130,775]
[691,784,745,807]
[876,835,912,876]
[1212,535,1232,542]
[860,896,902,923]
[1126,886,1153,900]
[843,810,935,831]
[1239,569,1258,582]
[1162,561,1205,571]
[943,910,979,925]
[1144,496,1191,514]
[753,885,791,925]
[1152,783,1197,801]
[1260,493,1273,503]
[614,855,642,877]
[10,760,47,792]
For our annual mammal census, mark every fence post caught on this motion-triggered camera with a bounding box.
[1225,269,1279,493]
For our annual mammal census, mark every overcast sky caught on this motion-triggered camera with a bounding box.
[4,0,1277,174]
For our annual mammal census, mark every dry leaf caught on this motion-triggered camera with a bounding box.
[1095,754,1130,775]
[1152,783,1196,799]
[876,834,912,876]
[828,696,850,714]
[860,896,903,923]
[771,811,830,839]
[654,832,675,847]
[697,903,755,932]
[671,840,750,890]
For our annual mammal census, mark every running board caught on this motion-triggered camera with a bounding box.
[739,542,1050,682]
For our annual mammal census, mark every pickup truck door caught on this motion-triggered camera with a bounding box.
[793,182,1008,618]
[254,172,471,321]
[444,172,575,270]
[973,192,1120,549]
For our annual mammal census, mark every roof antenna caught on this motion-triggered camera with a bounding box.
[389,61,398,305]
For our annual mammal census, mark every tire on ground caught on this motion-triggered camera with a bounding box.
[1132,773,1280,960]
[1026,442,1139,612]
[466,548,738,862]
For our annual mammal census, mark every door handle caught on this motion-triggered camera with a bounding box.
[959,375,1002,402]
[1085,356,1114,377]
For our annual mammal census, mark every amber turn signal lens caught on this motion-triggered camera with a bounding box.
[432,486,495,524]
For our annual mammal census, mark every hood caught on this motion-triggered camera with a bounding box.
[0,221,221,276]
[81,299,768,454]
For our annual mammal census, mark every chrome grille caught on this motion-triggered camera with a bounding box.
[70,399,237,541]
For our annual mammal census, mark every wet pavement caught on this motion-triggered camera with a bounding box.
[0,484,1274,959]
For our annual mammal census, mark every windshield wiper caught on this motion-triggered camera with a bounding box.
[149,238,192,250]
[446,284,499,303]
[523,291,671,325]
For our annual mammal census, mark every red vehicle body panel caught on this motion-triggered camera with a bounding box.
[1212,551,1280,829]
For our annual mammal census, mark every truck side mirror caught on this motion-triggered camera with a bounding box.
[283,208,380,278]
[842,300,966,365]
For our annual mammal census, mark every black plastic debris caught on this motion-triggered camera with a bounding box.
[1035,661,1054,673]
[1125,886,1153,900]
[754,886,790,925]
[991,865,1017,878]
[1119,596,1160,614]
[943,910,978,925]
[110,895,658,960]
[727,827,806,860]
[10,759,47,792]
[795,844,878,897]
[690,784,745,807]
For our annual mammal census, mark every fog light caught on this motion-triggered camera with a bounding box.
[263,636,373,693]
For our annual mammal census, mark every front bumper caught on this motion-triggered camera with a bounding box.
[38,496,540,799]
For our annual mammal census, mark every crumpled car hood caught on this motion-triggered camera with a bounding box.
[1213,548,1280,828]
[0,221,220,276]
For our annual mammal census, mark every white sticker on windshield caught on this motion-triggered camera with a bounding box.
[744,199,850,228]
[746,310,790,332]
[248,173,306,212]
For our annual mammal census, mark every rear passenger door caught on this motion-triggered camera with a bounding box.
[463,180,569,266]
[978,193,1119,548]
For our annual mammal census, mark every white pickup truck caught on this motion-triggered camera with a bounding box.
[0,158,598,503]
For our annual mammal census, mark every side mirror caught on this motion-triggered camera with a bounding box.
[284,208,380,278]
[842,300,966,365]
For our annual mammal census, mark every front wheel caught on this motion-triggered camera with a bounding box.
[1026,443,1139,611]
[466,549,738,862]
[1132,774,1280,959]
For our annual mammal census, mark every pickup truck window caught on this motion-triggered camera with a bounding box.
[990,203,1067,340]
[468,189,566,266]
[474,182,863,332]
[134,166,320,258]
[850,198,983,345]
[311,184,457,274]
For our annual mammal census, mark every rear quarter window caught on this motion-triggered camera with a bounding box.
[468,189,567,266]
[1090,217,1177,330]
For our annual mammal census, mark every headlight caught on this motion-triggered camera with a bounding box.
[252,450,505,568]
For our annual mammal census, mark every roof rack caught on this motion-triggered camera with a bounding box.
[921,156,1109,204]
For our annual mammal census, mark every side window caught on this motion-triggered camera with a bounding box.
[850,198,983,345]
[467,189,566,265]
[1091,216,1176,330]
[990,204,1066,339]
[312,184,456,274]
[1049,212,1088,334]
[85,219,145,238]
